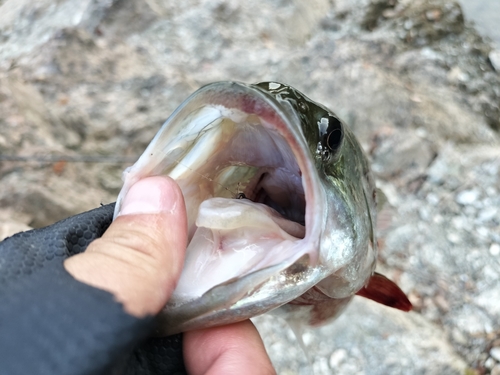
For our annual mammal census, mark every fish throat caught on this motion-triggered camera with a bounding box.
[176,113,306,229]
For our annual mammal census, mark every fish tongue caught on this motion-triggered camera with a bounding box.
[172,197,305,300]
[196,197,306,238]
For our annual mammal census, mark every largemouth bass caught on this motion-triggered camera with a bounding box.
[114,81,411,335]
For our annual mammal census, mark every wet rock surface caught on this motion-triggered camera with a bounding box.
[0,0,499,373]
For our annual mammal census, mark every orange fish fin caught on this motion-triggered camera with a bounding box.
[355,272,412,311]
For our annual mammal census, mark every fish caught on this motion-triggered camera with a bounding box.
[114,81,412,336]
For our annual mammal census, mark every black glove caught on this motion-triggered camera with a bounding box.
[0,203,186,375]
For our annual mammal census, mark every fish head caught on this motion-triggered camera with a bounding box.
[253,82,379,297]
[114,81,409,335]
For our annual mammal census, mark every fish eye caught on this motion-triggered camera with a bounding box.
[317,115,343,161]
[325,116,343,150]
[326,127,342,151]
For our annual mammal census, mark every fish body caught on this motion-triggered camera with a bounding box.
[115,81,411,335]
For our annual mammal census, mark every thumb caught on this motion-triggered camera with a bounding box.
[64,176,187,317]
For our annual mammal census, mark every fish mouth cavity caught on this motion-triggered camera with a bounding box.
[172,109,307,239]
[115,82,324,306]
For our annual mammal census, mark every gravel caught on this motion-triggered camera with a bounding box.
[1,0,499,373]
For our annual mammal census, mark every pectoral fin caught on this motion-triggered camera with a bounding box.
[356,272,412,311]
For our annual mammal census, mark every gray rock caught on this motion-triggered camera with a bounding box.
[0,209,32,241]
[254,298,467,375]
[489,50,500,71]
[456,189,480,205]
[1,0,499,373]
[490,243,500,256]
[371,128,435,180]
[490,347,500,362]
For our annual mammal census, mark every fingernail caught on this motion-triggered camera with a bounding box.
[118,176,180,216]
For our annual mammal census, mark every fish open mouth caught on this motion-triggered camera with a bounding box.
[115,82,326,332]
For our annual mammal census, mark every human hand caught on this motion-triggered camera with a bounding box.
[65,176,276,375]
[0,176,275,375]
[64,176,189,318]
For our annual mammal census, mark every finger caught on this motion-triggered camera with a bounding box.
[64,176,187,317]
[184,320,276,375]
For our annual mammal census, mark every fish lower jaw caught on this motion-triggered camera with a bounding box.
[171,197,311,301]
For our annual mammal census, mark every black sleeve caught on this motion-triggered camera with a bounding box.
[0,204,186,375]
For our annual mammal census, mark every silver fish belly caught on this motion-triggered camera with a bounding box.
[114,81,411,335]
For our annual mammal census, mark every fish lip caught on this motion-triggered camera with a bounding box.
[115,81,328,334]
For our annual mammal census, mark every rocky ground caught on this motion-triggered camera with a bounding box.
[0,0,499,374]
